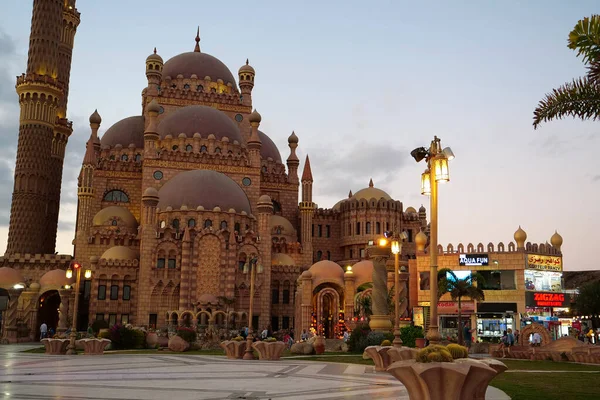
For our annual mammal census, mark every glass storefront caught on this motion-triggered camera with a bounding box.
[524,270,562,292]
[476,315,514,340]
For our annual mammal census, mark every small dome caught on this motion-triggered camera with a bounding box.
[89,109,101,124]
[258,194,271,204]
[301,270,312,279]
[272,253,295,266]
[238,59,255,74]
[351,179,392,202]
[551,230,563,250]
[0,267,24,289]
[258,130,282,162]
[332,199,346,211]
[351,260,374,287]
[146,99,161,114]
[308,260,344,287]
[93,206,138,228]
[157,169,251,213]
[270,215,296,235]
[405,206,417,214]
[416,229,428,251]
[288,131,298,144]
[39,269,74,290]
[29,282,41,290]
[143,187,159,198]
[419,205,426,213]
[198,293,219,305]
[100,116,145,148]
[249,109,262,124]
[157,105,242,142]
[101,246,139,260]
[162,52,236,86]
[514,226,527,244]
[146,49,163,63]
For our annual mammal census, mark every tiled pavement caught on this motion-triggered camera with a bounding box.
[0,345,510,399]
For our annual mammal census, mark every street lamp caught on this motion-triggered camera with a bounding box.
[243,255,263,360]
[65,262,92,355]
[382,230,409,347]
[411,136,455,344]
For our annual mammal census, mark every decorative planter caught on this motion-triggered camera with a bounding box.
[415,338,427,348]
[314,336,325,355]
[146,332,159,348]
[363,346,393,371]
[386,358,507,400]
[221,340,247,359]
[41,338,70,355]
[252,341,286,361]
[76,339,111,355]
[388,346,418,362]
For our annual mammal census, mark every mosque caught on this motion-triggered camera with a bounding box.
[0,0,428,342]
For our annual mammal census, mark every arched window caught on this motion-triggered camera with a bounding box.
[168,250,177,269]
[111,220,118,226]
[172,219,180,229]
[220,221,227,230]
[135,154,142,162]
[316,250,323,261]
[204,219,213,228]
[200,145,207,153]
[121,154,128,161]
[271,280,280,304]
[366,222,371,234]
[185,144,193,152]
[188,219,196,228]
[103,190,129,202]
[215,147,221,154]
[183,83,190,89]
[272,200,281,214]
[376,222,381,234]
[283,281,291,304]
[356,222,361,235]
[234,222,240,233]
[172,145,178,151]
[160,221,166,228]
[196,84,203,91]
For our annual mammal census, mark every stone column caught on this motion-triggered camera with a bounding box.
[57,288,71,333]
[2,288,23,344]
[343,270,356,324]
[367,246,393,332]
[398,262,410,325]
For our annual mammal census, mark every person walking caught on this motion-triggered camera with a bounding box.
[463,322,474,350]
[39,322,48,341]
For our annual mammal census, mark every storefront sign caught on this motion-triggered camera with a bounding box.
[526,291,570,307]
[459,253,489,266]
[438,301,475,314]
[526,254,562,271]
[413,306,424,327]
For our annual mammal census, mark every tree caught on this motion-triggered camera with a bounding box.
[438,269,486,345]
[533,15,600,128]
[574,281,600,329]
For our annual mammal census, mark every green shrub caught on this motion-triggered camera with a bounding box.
[91,320,109,335]
[348,323,371,353]
[400,325,425,348]
[98,330,111,340]
[176,327,197,344]
[416,345,453,363]
[109,324,145,349]
[381,339,392,346]
[367,331,386,347]
[446,343,469,359]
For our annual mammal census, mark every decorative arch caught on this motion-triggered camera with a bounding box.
[519,323,551,346]
[103,189,129,203]
[314,286,341,339]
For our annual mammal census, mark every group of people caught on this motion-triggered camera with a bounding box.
[39,322,56,340]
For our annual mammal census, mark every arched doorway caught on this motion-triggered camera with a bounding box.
[313,285,342,339]
[37,290,60,338]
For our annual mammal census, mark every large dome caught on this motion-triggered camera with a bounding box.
[162,52,237,86]
[157,105,242,142]
[157,169,251,213]
[100,116,145,148]
[258,130,281,163]
[308,260,344,287]
[93,206,138,228]
[352,179,392,201]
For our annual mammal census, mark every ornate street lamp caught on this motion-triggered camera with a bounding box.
[66,262,92,355]
[380,230,408,347]
[411,136,455,344]
[242,255,263,360]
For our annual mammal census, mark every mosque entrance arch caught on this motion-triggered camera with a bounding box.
[313,284,343,339]
[37,290,60,338]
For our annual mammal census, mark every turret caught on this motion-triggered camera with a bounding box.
[286,131,299,184]
[238,59,255,107]
[144,99,160,159]
[300,155,315,265]
[301,155,313,203]
[248,109,262,168]
[146,48,163,96]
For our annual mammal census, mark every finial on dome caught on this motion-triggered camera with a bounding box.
[249,109,262,124]
[246,58,249,65]
[369,178,374,187]
[153,47,157,54]
[89,109,101,125]
[194,26,201,52]
[348,190,353,198]
[514,225,527,249]
[415,229,428,252]
[288,131,298,144]
[550,230,563,251]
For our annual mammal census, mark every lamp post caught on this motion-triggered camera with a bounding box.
[243,255,263,360]
[411,136,454,344]
[65,262,92,355]
[391,231,408,347]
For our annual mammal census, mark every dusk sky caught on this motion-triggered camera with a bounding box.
[0,1,598,270]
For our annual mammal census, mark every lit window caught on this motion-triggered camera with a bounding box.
[103,190,129,202]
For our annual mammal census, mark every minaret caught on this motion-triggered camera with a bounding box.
[74,110,101,241]
[248,109,262,168]
[300,155,315,264]
[7,0,76,255]
[256,195,274,329]
[238,59,255,107]
[286,131,299,184]
[145,48,163,98]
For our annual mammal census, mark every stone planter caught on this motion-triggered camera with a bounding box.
[415,338,427,348]
[388,346,418,362]
[221,340,247,359]
[252,341,286,361]
[146,332,159,348]
[76,338,111,355]
[386,358,507,400]
[363,346,393,371]
[314,336,325,355]
[41,338,70,355]
[168,335,190,352]
[290,341,314,355]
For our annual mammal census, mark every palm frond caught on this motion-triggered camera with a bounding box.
[589,60,600,85]
[533,77,600,129]
[568,15,600,64]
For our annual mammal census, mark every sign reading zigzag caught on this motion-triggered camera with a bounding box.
[525,291,570,308]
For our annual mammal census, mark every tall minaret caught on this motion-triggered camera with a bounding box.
[300,155,315,265]
[7,0,79,255]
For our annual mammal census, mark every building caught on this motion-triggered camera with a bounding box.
[0,0,426,342]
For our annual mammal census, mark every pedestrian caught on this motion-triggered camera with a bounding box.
[343,330,349,343]
[463,322,474,350]
[39,322,48,340]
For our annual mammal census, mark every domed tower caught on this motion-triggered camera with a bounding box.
[300,155,315,265]
[286,131,299,184]
[248,109,262,168]
[145,48,163,96]
[514,226,527,250]
[7,0,79,255]
[550,230,563,252]
[238,59,255,107]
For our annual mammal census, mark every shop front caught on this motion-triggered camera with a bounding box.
[476,302,517,342]
[524,291,571,340]
[439,301,475,341]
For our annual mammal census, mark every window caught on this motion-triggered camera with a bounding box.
[172,145,178,151]
[121,154,128,161]
[366,222,371,234]
[220,221,227,230]
[356,222,361,235]
[477,270,516,290]
[420,272,431,290]
[349,249,353,259]
[157,258,165,269]
[135,154,141,162]
[110,285,119,300]
[168,258,176,269]
[172,219,180,229]
[200,145,207,152]
[98,285,106,300]
[360,248,365,259]
[316,250,323,261]
[183,83,190,89]
[283,281,290,304]
[103,190,129,202]
[215,147,221,153]
[282,316,290,330]
[111,220,118,226]
[121,314,130,324]
[326,225,331,238]
[272,200,281,213]
[185,144,193,152]
[407,230,413,242]
[272,282,279,304]
[188,219,196,228]
[318,225,322,237]
[234,222,240,233]
[149,314,157,329]
[123,285,131,300]
[204,219,212,228]
[153,170,163,180]
[376,222,381,234]
[348,223,351,235]
[242,177,251,186]
[197,84,203,91]
[386,223,390,231]
[109,314,117,327]
[83,280,91,300]
[95,314,105,321]
[271,316,279,331]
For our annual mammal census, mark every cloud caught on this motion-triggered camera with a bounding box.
[592,175,600,182]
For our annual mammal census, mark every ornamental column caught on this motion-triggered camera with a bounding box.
[367,246,392,332]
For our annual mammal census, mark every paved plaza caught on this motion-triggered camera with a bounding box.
[0,345,510,400]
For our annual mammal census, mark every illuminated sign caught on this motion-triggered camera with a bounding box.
[526,291,570,308]
[459,253,489,266]
[527,254,562,271]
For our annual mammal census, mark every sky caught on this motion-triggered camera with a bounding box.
[0,0,598,270]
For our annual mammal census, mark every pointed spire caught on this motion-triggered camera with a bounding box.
[369,178,374,187]
[194,26,201,52]
[348,190,353,198]
[246,58,249,65]
[153,47,157,54]
[302,155,313,182]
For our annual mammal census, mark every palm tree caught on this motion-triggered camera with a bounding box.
[573,281,600,329]
[438,269,486,345]
[533,15,600,128]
